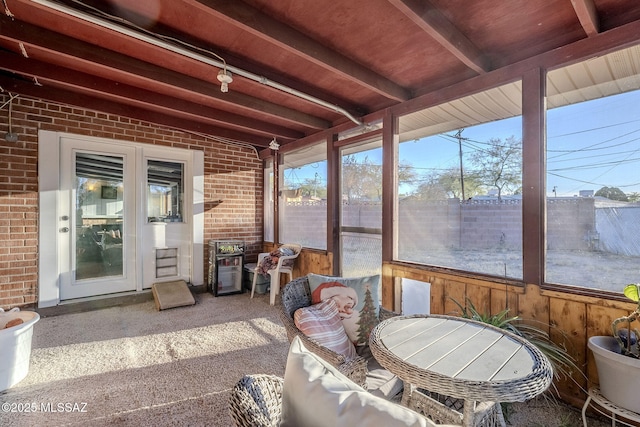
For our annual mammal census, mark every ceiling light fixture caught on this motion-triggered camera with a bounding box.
[28,0,363,126]
[217,68,233,93]
[268,137,280,151]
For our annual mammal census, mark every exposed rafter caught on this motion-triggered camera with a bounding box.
[0,15,330,131]
[0,74,271,146]
[0,51,303,141]
[0,0,637,150]
[571,0,600,37]
[118,21,366,120]
[388,0,491,75]
[189,0,411,102]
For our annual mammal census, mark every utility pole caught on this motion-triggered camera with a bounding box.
[313,172,319,198]
[455,129,466,200]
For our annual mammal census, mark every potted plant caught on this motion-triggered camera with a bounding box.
[588,283,640,413]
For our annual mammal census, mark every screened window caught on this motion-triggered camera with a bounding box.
[396,82,524,279]
[545,44,640,292]
[279,142,327,249]
[340,140,382,277]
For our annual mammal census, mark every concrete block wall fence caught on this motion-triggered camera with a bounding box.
[285,198,598,252]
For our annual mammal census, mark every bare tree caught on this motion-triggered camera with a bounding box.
[436,167,484,199]
[343,155,417,202]
[470,136,522,200]
[342,155,377,202]
[298,174,327,199]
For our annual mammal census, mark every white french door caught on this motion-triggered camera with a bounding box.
[59,138,137,300]
[38,131,204,307]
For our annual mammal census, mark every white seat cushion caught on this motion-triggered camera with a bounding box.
[281,336,435,427]
[356,344,404,399]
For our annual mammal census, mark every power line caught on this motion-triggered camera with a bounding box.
[454,129,466,200]
[548,119,640,139]
[548,171,640,189]
[548,156,640,172]
[548,147,640,164]
[548,131,640,160]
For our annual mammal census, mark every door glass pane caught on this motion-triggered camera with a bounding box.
[75,153,124,280]
[341,142,382,277]
[147,160,184,223]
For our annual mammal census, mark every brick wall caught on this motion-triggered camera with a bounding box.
[0,94,263,309]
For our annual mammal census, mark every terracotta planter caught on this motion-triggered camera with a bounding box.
[588,336,640,413]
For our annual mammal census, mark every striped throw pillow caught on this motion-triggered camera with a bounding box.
[294,299,357,360]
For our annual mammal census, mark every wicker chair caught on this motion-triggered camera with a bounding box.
[278,276,505,427]
[229,374,283,427]
[278,275,401,390]
[228,374,454,427]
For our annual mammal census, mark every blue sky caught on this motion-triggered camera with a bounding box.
[546,90,640,197]
[284,89,640,199]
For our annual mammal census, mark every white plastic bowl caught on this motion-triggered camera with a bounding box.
[0,307,40,391]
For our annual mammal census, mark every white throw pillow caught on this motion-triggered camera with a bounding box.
[281,336,432,427]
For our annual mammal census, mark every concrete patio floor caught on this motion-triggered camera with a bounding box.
[0,289,615,426]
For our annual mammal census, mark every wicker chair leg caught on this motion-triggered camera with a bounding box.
[228,375,284,427]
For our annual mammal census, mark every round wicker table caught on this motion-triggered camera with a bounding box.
[369,315,553,427]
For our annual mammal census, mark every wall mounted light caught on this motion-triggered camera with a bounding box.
[217,69,233,93]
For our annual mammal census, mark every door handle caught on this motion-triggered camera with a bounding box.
[61,215,69,221]
[59,227,69,233]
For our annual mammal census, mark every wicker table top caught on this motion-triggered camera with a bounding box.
[369,314,553,403]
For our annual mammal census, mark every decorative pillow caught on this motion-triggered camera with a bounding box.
[307,273,381,346]
[294,299,357,360]
[281,336,432,427]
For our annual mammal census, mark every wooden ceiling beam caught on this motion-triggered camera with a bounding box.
[118,20,366,119]
[571,0,600,37]
[388,0,491,75]
[0,15,330,131]
[189,0,411,102]
[16,0,365,119]
[393,18,640,119]
[0,73,272,147]
[0,51,303,141]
